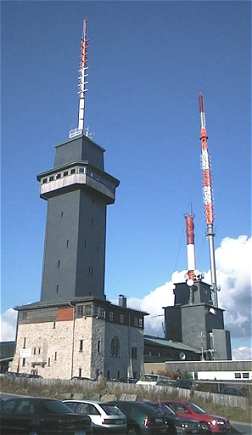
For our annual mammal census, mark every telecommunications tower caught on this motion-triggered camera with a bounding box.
[199,94,218,307]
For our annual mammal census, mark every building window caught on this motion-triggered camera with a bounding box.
[70,168,76,174]
[111,336,120,358]
[88,266,94,275]
[23,338,26,349]
[98,307,105,319]
[60,211,64,217]
[97,340,101,353]
[79,368,82,377]
[53,321,56,329]
[84,305,91,316]
[42,178,47,184]
[20,311,27,320]
[54,352,57,361]
[139,318,143,328]
[119,314,124,324]
[79,167,85,173]
[33,347,36,355]
[76,305,84,318]
[56,173,61,179]
[38,347,41,355]
[131,347,138,360]
[49,175,54,182]
[79,340,84,352]
[57,259,60,268]
[22,358,26,367]
[242,372,249,379]
[234,372,242,379]
[109,312,114,322]
[63,171,69,176]
[56,284,59,294]
[66,240,69,248]
[48,357,50,367]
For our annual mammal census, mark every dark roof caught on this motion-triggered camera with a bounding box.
[144,335,201,353]
[15,297,148,316]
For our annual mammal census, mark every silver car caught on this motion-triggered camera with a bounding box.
[64,399,127,434]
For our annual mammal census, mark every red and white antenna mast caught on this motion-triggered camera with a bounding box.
[69,18,88,138]
[185,213,196,285]
[199,94,218,307]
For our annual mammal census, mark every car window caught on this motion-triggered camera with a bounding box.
[88,404,100,415]
[15,399,35,415]
[75,403,90,415]
[100,405,124,416]
[41,400,72,414]
[64,402,77,412]
[190,403,206,414]
[1,399,17,414]
[161,404,176,416]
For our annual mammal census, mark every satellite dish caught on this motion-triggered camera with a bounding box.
[179,352,186,361]
[186,279,194,287]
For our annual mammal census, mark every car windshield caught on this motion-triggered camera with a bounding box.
[161,404,176,416]
[190,403,206,414]
[100,405,124,416]
[41,400,73,414]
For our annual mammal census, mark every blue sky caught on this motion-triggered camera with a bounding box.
[2,1,251,353]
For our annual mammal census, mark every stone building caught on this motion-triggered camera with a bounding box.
[11,297,145,380]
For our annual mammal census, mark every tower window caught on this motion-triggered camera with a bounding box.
[57,260,60,268]
[76,305,84,318]
[49,176,54,182]
[66,240,69,248]
[84,240,87,248]
[79,167,85,173]
[42,178,47,184]
[131,347,138,360]
[70,168,76,174]
[139,318,143,328]
[23,337,26,349]
[60,211,64,217]
[63,171,69,176]
[56,284,59,294]
[79,340,84,352]
[119,314,124,324]
[111,336,120,358]
[97,340,101,353]
[33,347,36,355]
[54,352,57,361]
[56,173,61,179]
[79,368,82,377]
[22,358,26,367]
[109,312,114,322]
[38,347,41,355]
[48,357,50,367]
[53,321,56,329]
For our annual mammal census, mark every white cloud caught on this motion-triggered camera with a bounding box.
[232,346,252,360]
[127,235,252,341]
[0,308,17,341]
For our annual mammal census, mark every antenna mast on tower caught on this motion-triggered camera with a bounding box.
[199,94,218,307]
[69,18,88,138]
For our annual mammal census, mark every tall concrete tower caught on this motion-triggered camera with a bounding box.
[38,136,119,302]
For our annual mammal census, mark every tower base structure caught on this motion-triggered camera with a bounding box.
[10,297,147,380]
[164,281,232,361]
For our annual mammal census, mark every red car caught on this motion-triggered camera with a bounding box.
[163,401,231,433]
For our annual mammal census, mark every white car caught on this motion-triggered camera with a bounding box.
[64,399,127,434]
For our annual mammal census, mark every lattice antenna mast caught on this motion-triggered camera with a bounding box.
[199,94,218,307]
[78,17,88,133]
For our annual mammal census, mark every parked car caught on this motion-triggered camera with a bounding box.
[104,400,168,434]
[164,401,231,433]
[64,399,127,433]
[141,401,208,434]
[0,393,92,435]
[174,380,193,390]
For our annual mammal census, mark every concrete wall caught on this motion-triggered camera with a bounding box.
[54,136,104,170]
[41,189,106,301]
